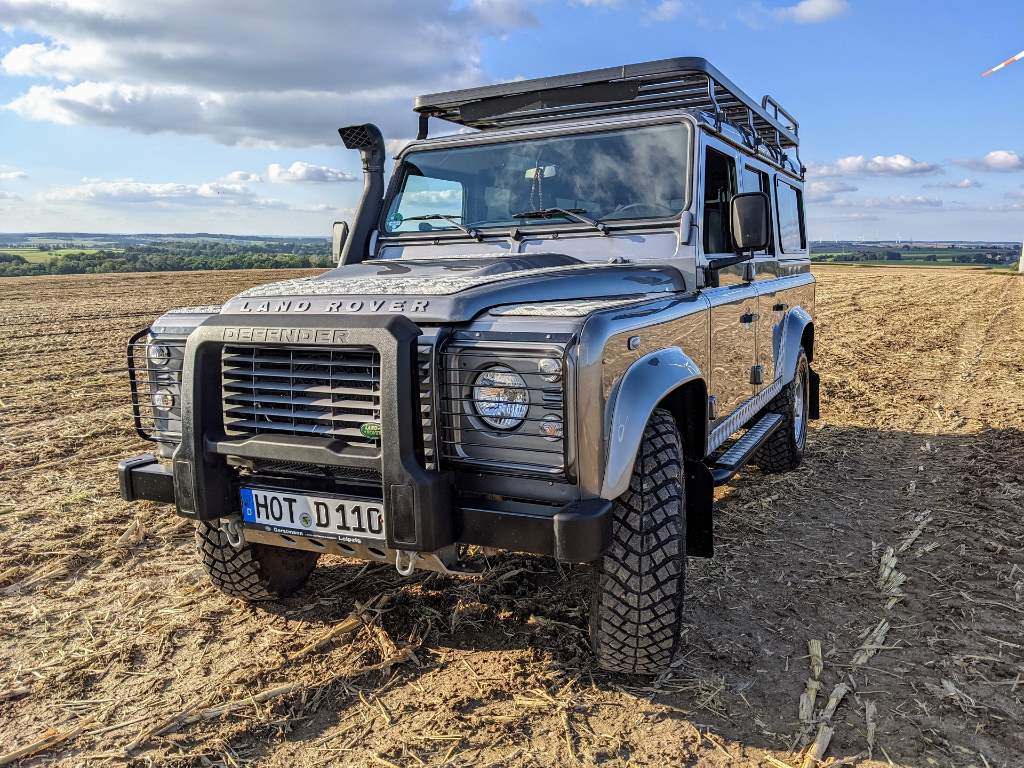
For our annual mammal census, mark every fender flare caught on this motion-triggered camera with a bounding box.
[600,347,705,500]
[779,305,814,383]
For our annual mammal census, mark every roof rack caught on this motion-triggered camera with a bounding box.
[414,57,802,171]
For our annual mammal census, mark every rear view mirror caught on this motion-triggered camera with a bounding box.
[331,220,350,264]
[524,165,556,179]
[730,192,770,253]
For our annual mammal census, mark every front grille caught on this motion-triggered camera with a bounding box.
[251,459,383,483]
[222,345,381,446]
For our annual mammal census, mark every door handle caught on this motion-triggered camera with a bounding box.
[740,312,760,324]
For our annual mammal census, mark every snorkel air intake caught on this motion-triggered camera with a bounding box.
[337,123,385,265]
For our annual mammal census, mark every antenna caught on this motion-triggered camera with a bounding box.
[982,49,1024,271]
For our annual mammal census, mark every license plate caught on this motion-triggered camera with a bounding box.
[240,487,385,543]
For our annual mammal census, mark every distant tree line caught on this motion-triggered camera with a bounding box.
[0,241,334,277]
[813,248,1016,265]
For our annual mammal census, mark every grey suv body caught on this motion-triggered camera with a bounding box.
[119,58,819,675]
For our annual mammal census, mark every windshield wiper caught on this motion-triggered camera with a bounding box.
[401,214,481,241]
[512,207,609,235]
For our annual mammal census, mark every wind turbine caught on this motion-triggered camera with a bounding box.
[982,48,1024,272]
[982,49,1024,77]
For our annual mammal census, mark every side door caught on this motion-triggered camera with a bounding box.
[700,139,758,424]
[741,162,782,388]
[772,176,812,372]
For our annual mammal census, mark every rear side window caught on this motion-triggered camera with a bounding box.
[776,180,806,253]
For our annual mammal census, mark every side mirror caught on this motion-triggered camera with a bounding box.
[730,192,771,253]
[331,220,349,265]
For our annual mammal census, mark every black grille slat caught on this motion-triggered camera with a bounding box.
[224,405,376,423]
[418,344,437,470]
[222,344,381,446]
[224,392,377,409]
[222,379,373,397]
[223,368,378,383]
[223,418,367,438]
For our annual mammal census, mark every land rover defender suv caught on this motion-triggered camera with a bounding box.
[118,57,820,675]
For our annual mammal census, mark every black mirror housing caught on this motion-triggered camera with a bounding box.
[331,220,350,265]
[730,191,771,253]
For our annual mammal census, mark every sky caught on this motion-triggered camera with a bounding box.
[0,0,1022,241]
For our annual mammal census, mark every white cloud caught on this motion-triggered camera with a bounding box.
[853,195,945,209]
[0,190,22,200]
[38,178,285,207]
[806,180,858,202]
[924,178,982,190]
[385,138,414,157]
[268,162,357,183]
[646,0,685,21]
[222,171,262,183]
[957,150,1024,173]
[0,169,28,181]
[808,154,941,177]
[0,0,537,146]
[776,0,848,23]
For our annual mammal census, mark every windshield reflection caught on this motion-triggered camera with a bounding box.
[384,123,691,234]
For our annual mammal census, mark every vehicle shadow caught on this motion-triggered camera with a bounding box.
[222,423,1024,766]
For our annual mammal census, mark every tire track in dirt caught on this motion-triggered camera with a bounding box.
[1,267,1021,767]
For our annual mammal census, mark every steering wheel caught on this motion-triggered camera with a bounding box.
[609,202,677,218]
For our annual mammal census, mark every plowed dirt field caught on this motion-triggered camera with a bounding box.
[1,266,1022,767]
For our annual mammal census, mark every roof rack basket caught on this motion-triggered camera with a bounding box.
[414,57,801,173]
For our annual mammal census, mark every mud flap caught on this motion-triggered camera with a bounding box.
[685,459,714,558]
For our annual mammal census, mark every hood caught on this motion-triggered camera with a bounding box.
[220,252,684,323]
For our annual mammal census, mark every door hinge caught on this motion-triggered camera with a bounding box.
[750,365,764,385]
[707,395,718,421]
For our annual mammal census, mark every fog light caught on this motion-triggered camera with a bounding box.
[152,388,176,410]
[539,414,563,440]
[538,357,562,381]
[147,343,171,366]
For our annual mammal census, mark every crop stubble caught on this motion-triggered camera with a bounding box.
[0,267,1022,767]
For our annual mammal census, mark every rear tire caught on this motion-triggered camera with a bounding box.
[753,347,810,473]
[196,522,319,601]
[590,409,687,675]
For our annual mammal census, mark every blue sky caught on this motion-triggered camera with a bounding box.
[0,0,1022,240]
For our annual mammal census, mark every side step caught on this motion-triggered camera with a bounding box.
[710,413,784,486]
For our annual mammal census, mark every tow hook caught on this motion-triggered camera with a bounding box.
[220,516,245,549]
[395,549,418,577]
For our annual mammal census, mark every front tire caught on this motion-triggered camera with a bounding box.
[753,347,810,473]
[590,409,687,675]
[196,522,319,601]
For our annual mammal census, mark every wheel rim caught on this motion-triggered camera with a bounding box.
[794,361,808,450]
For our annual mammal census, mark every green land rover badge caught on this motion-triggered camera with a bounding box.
[359,422,382,439]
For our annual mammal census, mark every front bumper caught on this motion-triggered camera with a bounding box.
[117,453,611,562]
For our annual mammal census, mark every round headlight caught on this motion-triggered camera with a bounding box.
[147,343,171,366]
[471,367,529,430]
[151,388,176,411]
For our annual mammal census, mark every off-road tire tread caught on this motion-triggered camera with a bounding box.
[753,349,808,473]
[196,522,318,601]
[592,409,686,675]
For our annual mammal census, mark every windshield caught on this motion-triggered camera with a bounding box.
[383,122,691,234]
